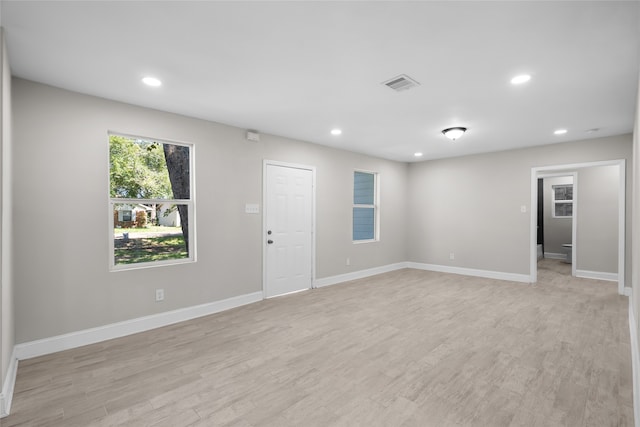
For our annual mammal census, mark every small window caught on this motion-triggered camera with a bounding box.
[552,184,573,218]
[353,171,378,242]
[109,134,195,270]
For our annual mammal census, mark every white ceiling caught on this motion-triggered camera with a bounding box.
[1,1,639,162]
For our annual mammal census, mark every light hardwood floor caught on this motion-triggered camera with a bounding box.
[3,260,633,426]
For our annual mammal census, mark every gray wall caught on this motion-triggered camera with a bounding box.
[543,176,573,256]
[577,165,619,274]
[407,134,633,280]
[8,76,636,348]
[1,29,14,400]
[12,78,408,343]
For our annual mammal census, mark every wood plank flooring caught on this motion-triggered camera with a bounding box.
[3,259,633,426]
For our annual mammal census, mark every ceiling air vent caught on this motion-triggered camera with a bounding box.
[382,74,420,92]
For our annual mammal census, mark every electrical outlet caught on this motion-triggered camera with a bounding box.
[449,252,455,260]
[155,289,165,302]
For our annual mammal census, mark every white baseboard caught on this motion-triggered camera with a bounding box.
[628,298,640,427]
[407,262,532,284]
[14,291,263,361]
[313,262,408,288]
[544,252,567,260]
[0,347,18,418]
[575,269,618,282]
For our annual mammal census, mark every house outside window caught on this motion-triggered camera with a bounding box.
[552,184,573,218]
[353,170,378,242]
[109,134,195,270]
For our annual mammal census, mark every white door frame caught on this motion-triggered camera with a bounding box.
[262,160,316,298]
[530,159,626,295]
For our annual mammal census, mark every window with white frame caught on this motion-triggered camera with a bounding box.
[353,171,378,241]
[109,134,195,270]
[552,184,573,218]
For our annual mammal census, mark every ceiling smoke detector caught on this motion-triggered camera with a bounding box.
[382,74,420,92]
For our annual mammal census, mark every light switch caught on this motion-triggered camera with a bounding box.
[245,204,260,214]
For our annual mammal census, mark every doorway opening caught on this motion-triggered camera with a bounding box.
[537,173,576,277]
[537,173,576,281]
[530,159,626,295]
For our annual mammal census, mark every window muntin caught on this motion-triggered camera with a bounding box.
[552,184,573,218]
[353,171,378,242]
[109,134,194,270]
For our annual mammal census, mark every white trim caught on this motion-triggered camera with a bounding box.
[263,160,317,297]
[619,160,626,294]
[624,287,632,297]
[628,298,640,427]
[0,347,17,418]
[575,269,618,282]
[544,252,568,260]
[13,291,263,361]
[407,262,532,284]
[531,159,625,294]
[313,262,408,288]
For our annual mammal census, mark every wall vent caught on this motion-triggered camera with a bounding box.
[382,74,420,92]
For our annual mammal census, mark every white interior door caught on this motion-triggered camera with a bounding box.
[264,163,313,298]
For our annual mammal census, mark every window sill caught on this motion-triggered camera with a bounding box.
[110,257,195,272]
[352,239,379,245]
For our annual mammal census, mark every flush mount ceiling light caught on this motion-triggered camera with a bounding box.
[510,74,531,85]
[142,76,162,87]
[554,129,568,135]
[331,129,342,136]
[442,127,467,141]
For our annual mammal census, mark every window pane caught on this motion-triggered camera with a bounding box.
[553,185,572,201]
[555,202,573,217]
[353,207,375,240]
[113,203,188,265]
[564,186,573,200]
[354,171,374,205]
[109,135,190,200]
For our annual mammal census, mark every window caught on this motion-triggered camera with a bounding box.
[552,184,573,218]
[109,134,195,270]
[121,210,132,222]
[353,171,378,241]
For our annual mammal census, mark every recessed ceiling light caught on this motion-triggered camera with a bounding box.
[510,74,531,85]
[414,152,423,157]
[554,129,567,135]
[142,76,162,87]
[331,129,342,136]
